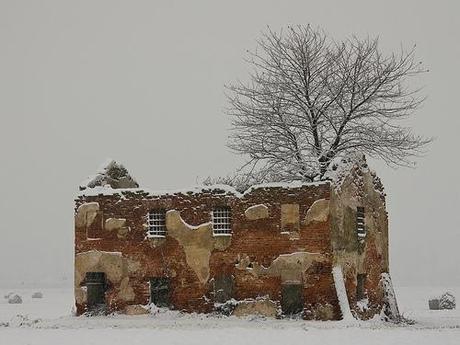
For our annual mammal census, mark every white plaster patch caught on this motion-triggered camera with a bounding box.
[237,252,327,284]
[75,202,100,229]
[304,199,330,225]
[165,210,230,285]
[245,204,269,220]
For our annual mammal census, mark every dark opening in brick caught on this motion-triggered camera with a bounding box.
[356,273,367,300]
[150,277,171,308]
[214,275,234,303]
[86,272,107,314]
[281,283,303,315]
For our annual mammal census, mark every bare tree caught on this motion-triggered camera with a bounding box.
[201,169,281,193]
[226,25,431,181]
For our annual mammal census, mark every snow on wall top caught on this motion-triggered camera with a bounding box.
[323,152,385,196]
[77,153,384,199]
[323,153,367,185]
[77,180,329,199]
[79,159,139,191]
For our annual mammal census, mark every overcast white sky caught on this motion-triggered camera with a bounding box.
[0,0,459,288]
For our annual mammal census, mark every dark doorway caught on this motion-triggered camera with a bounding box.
[356,274,367,300]
[86,272,107,314]
[281,284,303,315]
[150,277,170,308]
[214,275,233,303]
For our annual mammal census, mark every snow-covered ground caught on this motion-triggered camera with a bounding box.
[1,286,459,344]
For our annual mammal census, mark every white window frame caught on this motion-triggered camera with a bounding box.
[212,206,232,236]
[147,209,167,238]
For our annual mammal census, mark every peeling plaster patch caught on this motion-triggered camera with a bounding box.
[147,237,167,248]
[311,303,335,320]
[235,254,252,271]
[105,218,130,239]
[280,204,299,233]
[127,259,141,273]
[245,204,269,220]
[75,286,87,305]
[166,210,232,285]
[124,304,149,315]
[74,250,138,304]
[237,252,327,283]
[119,277,135,302]
[232,297,278,318]
[214,236,232,251]
[105,218,126,231]
[333,250,363,274]
[75,202,99,229]
[304,199,330,225]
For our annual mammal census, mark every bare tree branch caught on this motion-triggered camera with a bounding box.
[225,25,431,181]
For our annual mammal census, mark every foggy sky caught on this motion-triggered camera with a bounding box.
[0,0,459,288]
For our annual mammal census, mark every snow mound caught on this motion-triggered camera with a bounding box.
[8,294,23,304]
[79,159,139,191]
[6,314,41,327]
[147,304,192,320]
[440,292,456,310]
[429,292,456,310]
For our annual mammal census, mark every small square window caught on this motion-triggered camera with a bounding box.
[147,209,166,237]
[212,207,232,235]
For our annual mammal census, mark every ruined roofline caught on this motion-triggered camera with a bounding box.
[77,154,384,200]
[76,180,330,199]
[79,158,139,191]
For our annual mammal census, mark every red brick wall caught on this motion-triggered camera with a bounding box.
[75,183,339,317]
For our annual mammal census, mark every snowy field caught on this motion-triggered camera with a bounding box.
[1,286,459,345]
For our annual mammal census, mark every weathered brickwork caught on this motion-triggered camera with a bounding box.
[74,161,392,320]
[330,161,390,320]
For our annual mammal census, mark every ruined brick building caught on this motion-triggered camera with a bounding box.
[74,157,399,320]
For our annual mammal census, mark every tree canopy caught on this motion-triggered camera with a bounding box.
[226,25,431,182]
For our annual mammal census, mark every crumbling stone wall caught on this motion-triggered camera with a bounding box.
[329,158,389,319]
[75,183,339,318]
